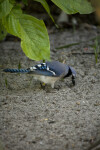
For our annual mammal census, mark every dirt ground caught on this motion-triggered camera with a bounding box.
[0,27,100,150]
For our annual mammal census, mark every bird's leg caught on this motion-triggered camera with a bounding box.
[51,82,61,90]
[40,82,46,90]
[51,83,55,88]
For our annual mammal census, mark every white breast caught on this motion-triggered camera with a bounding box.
[33,75,60,88]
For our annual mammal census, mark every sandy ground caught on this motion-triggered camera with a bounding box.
[0,28,100,150]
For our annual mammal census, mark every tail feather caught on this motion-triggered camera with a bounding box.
[3,68,29,73]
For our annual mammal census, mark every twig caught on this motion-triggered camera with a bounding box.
[71,52,100,55]
[55,36,100,50]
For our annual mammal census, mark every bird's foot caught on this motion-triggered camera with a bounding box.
[40,82,46,90]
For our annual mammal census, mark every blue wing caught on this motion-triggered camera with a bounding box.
[28,61,69,77]
[46,61,69,76]
[28,62,56,76]
[29,70,54,76]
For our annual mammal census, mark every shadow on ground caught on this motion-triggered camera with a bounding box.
[0,27,100,150]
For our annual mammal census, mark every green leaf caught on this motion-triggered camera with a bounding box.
[0,20,7,41]
[0,0,13,19]
[9,0,15,4]
[0,0,5,4]
[51,0,94,14]
[20,14,50,60]
[3,8,50,60]
[34,0,55,23]
[2,10,21,37]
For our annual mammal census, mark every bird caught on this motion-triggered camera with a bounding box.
[3,61,76,88]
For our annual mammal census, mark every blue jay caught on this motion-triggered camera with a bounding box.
[3,61,76,88]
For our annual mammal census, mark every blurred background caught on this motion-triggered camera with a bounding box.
[4,0,100,41]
